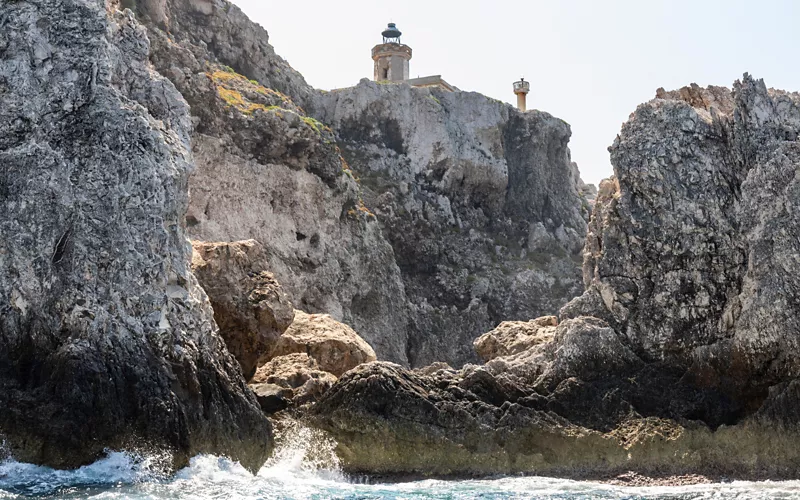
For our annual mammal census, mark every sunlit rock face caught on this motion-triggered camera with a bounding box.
[191,240,296,380]
[137,0,412,365]
[135,0,590,368]
[0,0,271,472]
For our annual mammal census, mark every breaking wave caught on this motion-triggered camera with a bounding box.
[3,426,800,499]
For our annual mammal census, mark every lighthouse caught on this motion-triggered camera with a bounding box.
[369,23,455,91]
[372,23,412,82]
[513,78,530,111]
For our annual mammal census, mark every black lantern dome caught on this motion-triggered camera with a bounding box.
[382,23,402,43]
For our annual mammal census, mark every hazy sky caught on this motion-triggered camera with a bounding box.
[231,0,799,185]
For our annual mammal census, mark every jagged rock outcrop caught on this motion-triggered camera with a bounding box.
[0,0,270,471]
[572,162,598,206]
[308,75,800,480]
[269,310,376,377]
[566,75,800,407]
[133,0,314,107]
[314,80,589,366]
[310,360,800,479]
[247,310,376,413]
[191,240,295,379]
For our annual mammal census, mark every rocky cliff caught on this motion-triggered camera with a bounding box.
[0,0,270,471]
[315,81,588,366]
[309,76,800,480]
[129,0,589,367]
[568,75,800,410]
[135,0,412,364]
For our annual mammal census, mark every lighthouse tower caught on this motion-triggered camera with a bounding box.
[513,78,530,111]
[372,23,412,82]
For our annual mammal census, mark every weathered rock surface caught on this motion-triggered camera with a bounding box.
[568,75,800,407]
[133,0,313,108]
[309,76,800,480]
[311,360,800,479]
[473,316,557,361]
[250,383,293,414]
[191,240,295,379]
[251,353,338,409]
[246,310,377,412]
[313,80,589,366]
[135,3,412,364]
[0,0,270,471]
[131,0,590,367]
[270,310,376,377]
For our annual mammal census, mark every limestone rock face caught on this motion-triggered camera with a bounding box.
[138,4,411,365]
[134,0,313,107]
[0,0,270,471]
[270,310,377,377]
[251,352,338,408]
[314,80,589,366]
[191,240,295,380]
[473,316,557,362]
[566,75,800,405]
[250,383,293,414]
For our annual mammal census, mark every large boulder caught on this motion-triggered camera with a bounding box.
[251,352,338,409]
[191,240,295,379]
[0,0,270,471]
[473,316,557,361]
[270,310,376,377]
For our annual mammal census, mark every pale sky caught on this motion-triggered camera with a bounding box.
[231,0,799,186]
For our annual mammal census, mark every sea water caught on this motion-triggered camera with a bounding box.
[2,424,800,500]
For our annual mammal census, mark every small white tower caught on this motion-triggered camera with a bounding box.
[372,23,412,82]
[513,78,530,111]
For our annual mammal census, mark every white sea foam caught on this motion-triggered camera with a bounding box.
[3,429,800,499]
[0,450,169,498]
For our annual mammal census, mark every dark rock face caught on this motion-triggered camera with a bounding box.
[250,383,292,414]
[0,0,270,471]
[309,76,800,479]
[191,240,295,380]
[570,76,800,408]
[310,360,768,478]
